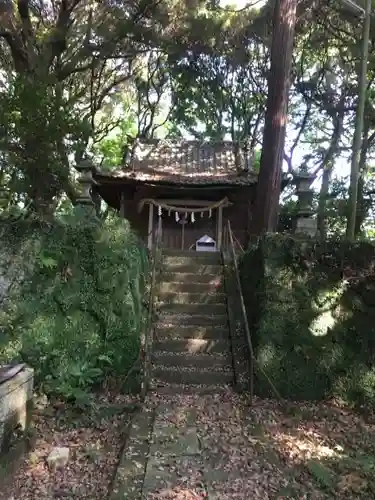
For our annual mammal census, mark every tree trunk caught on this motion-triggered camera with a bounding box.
[355,174,366,237]
[317,105,345,239]
[250,0,297,235]
[346,0,372,240]
[317,167,332,240]
[355,126,370,237]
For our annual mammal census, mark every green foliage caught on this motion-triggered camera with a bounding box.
[169,46,266,144]
[94,118,135,172]
[240,234,375,408]
[0,210,148,403]
[0,76,87,210]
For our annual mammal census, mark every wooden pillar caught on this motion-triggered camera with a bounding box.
[181,222,185,250]
[217,205,223,250]
[157,210,162,245]
[147,202,154,249]
[120,191,125,218]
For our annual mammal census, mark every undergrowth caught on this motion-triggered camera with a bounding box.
[240,234,375,410]
[0,208,148,404]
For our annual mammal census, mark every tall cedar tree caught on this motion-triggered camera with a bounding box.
[251,0,297,235]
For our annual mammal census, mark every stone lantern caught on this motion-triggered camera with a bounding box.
[75,156,97,206]
[293,171,317,237]
[0,188,7,208]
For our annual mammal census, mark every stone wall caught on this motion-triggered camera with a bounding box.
[240,234,375,407]
[0,232,40,306]
[0,213,148,400]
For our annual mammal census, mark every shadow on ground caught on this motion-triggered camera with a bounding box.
[140,392,375,500]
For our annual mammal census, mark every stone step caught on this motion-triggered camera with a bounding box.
[154,338,231,353]
[155,324,230,340]
[152,352,232,369]
[158,281,225,294]
[156,314,228,328]
[158,303,227,316]
[149,383,231,394]
[162,263,223,274]
[152,366,234,386]
[161,272,223,284]
[158,292,226,305]
[162,253,222,267]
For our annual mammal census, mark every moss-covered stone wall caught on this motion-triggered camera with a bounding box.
[240,234,375,409]
[0,209,148,403]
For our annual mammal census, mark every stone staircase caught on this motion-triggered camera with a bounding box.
[109,250,238,499]
[150,249,234,393]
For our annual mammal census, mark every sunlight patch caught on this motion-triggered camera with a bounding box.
[309,309,336,336]
[310,284,347,336]
[187,339,208,353]
[258,344,278,366]
[272,431,342,461]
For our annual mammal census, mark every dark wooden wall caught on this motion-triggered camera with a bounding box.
[158,211,217,251]
[95,183,255,250]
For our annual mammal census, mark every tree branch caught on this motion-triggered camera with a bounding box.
[17,0,33,39]
[45,0,74,68]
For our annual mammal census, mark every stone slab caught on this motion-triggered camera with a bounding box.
[158,292,226,305]
[110,408,154,500]
[155,324,230,340]
[161,272,224,284]
[0,364,25,385]
[156,314,229,327]
[152,352,232,369]
[154,338,231,354]
[152,366,233,386]
[143,455,207,494]
[158,281,225,294]
[0,366,33,405]
[154,405,197,427]
[149,384,231,395]
[162,253,222,264]
[162,263,223,274]
[151,426,200,457]
[159,302,227,315]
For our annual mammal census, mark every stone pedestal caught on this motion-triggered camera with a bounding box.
[0,364,34,480]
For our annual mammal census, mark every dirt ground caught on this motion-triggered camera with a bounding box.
[0,393,137,500]
[1,392,375,499]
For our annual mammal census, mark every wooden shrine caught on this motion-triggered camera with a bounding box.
[90,139,289,250]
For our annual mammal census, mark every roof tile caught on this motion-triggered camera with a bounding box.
[98,139,257,185]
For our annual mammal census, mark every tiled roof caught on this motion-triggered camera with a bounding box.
[96,139,257,185]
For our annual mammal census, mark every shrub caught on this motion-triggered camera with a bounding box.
[240,234,375,409]
[0,209,148,404]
